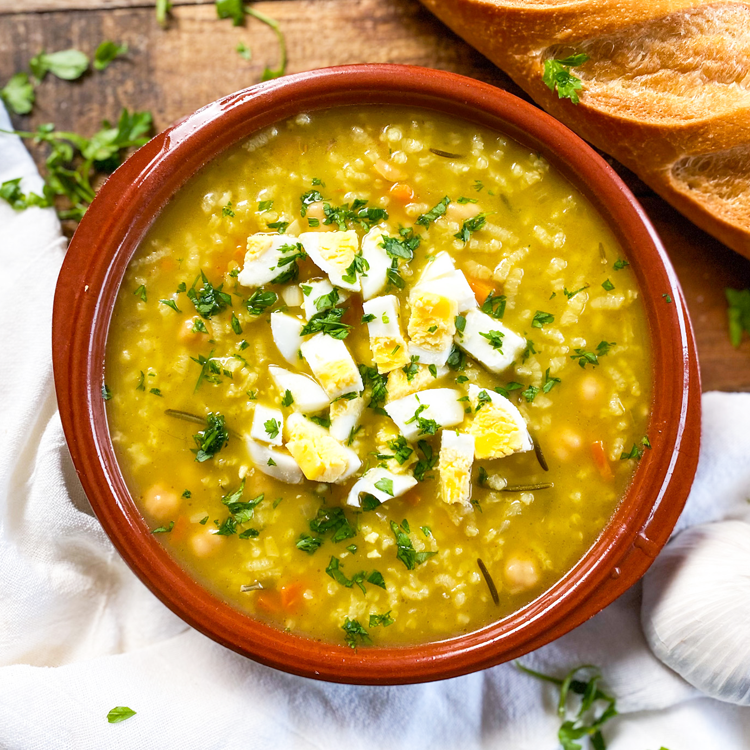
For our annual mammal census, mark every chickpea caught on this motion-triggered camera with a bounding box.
[374,159,406,182]
[579,373,605,406]
[191,529,225,558]
[446,200,481,223]
[504,554,540,594]
[305,201,326,221]
[142,484,181,520]
[550,426,583,461]
[178,317,209,345]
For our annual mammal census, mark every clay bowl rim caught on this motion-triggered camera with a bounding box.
[52,64,701,685]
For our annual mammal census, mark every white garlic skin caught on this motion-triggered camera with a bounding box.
[641,521,750,705]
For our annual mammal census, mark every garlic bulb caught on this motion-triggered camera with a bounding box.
[641,521,750,705]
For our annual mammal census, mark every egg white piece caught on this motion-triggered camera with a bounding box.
[456,309,527,374]
[385,388,465,442]
[362,294,410,373]
[238,234,304,288]
[270,312,305,366]
[300,278,348,319]
[346,467,418,508]
[268,365,330,412]
[360,226,390,300]
[284,413,361,484]
[467,384,533,458]
[300,333,364,400]
[418,251,477,312]
[329,394,366,443]
[245,438,303,484]
[299,230,361,291]
[438,430,475,506]
[250,404,284,446]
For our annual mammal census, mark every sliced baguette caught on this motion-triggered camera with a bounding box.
[419,0,750,257]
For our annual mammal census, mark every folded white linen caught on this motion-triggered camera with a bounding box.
[1,101,748,749]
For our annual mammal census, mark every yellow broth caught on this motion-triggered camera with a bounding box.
[105,107,651,647]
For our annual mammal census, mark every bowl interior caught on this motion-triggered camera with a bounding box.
[52,65,701,684]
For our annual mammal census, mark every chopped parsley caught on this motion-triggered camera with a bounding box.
[267,219,289,232]
[151,521,174,534]
[602,278,615,291]
[280,389,294,407]
[663,293,673,303]
[342,252,370,285]
[479,330,504,351]
[149,387,162,397]
[191,318,208,334]
[258,199,273,212]
[480,290,506,319]
[342,617,371,649]
[374,478,394,496]
[309,506,356,543]
[542,53,590,104]
[245,289,277,316]
[369,611,394,628]
[403,355,420,382]
[231,312,242,334]
[160,298,181,313]
[613,259,629,271]
[390,520,437,570]
[361,313,376,324]
[106,706,136,724]
[522,338,537,362]
[455,314,467,333]
[532,310,555,328]
[101,384,112,401]
[133,284,147,302]
[522,384,539,403]
[236,41,251,60]
[222,202,235,217]
[416,196,450,227]
[493,381,523,398]
[271,243,307,284]
[326,556,386,594]
[296,533,324,554]
[308,415,331,428]
[191,352,222,391]
[381,232,420,261]
[413,440,437,482]
[477,466,488,487]
[563,285,589,299]
[446,344,467,371]
[385,259,405,290]
[570,340,615,368]
[475,389,492,412]
[192,412,229,462]
[314,287,341,312]
[454,213,487,242]
[387,436,414,465]
[543,368,561,394]
[300,307,351,339]
[359,365,388,411]
[264,419,280,439]
[188,271,232,318]
[182,490,191,498]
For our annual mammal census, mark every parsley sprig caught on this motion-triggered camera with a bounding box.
[192,412,229,462]
[390,519,437,570]
[542,53,590,104]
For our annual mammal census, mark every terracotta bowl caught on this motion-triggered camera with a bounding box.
[53,64,701,685]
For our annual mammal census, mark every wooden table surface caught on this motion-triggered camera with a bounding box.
[3,0,750,391]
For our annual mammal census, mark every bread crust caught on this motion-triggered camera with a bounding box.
[420,0,750,256]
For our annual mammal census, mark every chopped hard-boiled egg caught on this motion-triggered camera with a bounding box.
[438,430,475,506]
[270,312,305,366]
[360,226,390,300]
[268,365,329,413]
[300,278,348,319]
[238,234,304,288]
[387,363,449,402]
[407,289,458,366]
[467,384,533,459]
[300,333,364,400]
[250,404,284,446]
[362,295,410,373]
[329,394,366,443]
[406,252,478,366]
[346,467,418,508]
[246,438,303,484]
[455,309,527,374]
[385,388,465,442]
[299,230,361,291]
[284,413,361,483]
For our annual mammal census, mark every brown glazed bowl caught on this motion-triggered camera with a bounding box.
[53,64,701,685]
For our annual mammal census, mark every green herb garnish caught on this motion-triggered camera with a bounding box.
[416,196,450,227]
[94,41,128,71]
[192,412,229,462]
[542,53,590,104]
[106,706,136,724]
[390,520,437,570]
[454,213,487,242]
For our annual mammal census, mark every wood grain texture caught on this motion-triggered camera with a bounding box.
[1,0,748,390]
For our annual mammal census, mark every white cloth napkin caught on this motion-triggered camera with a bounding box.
[1,102,749,749]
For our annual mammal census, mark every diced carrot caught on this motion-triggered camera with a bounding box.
[390,182,415,203]
[280,581,306,612]
[169,516,189,542]
[591,441,614,481]
[161,256,177,273]
[255,590,283,615]
[466,276,498,303]
[402,489,421,507]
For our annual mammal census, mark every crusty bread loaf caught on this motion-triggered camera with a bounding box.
[419,0,750,258]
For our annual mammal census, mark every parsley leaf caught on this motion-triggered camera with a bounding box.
[532,310,555,328]
[564,285,589,299]
[613,259,629,271]
[446,344,466,371]
[726,288,750,348]
[481,290,506,319]
[296,533,324,554]
[390,520,437,570]
[413,440,437,482]
[479,330,504,351]
[454,213,487,242]
[264,419,280,440]
[280,389,294,407]
[151,521,174,534]
[309,506,356,543]
[570,341,615,368]
[542,367,561,393]
[94,41,128,71]
[416,196,450,227]
[236,41,252,60]
[602,278,615,291]
[106,706,136,724]
[387,436,413,465]
[369,611,394,628]
[0,73,35,115]
[101,384,112,401]
[245,289,278,316]
[359,365,388,410]
[30,49,90,81]
[192,412,229,462]
[342,252,370,285]
[381,232,420,261]
[542,53,590,104]
[300,307,351,339]
[187,271,232,318]
[374,478,394,496]
[342,617,371,649]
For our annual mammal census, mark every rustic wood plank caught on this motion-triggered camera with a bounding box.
[1,0,748,392]
[0,0,208,15]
